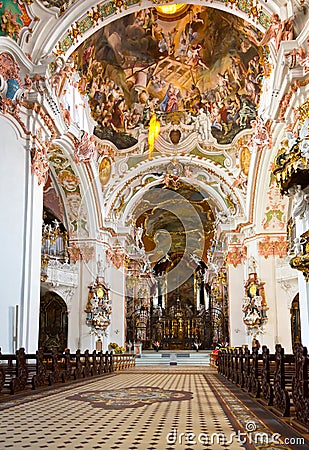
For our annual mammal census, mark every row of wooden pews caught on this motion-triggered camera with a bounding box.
[0,347,136,398]
[218,343,309,431]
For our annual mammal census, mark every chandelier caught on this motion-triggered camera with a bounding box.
[155,4,188,20]
[85,279,111,337]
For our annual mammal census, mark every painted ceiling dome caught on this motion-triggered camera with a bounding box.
[73,5,267,147]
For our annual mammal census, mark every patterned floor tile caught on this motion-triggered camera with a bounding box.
[0,367,307,449]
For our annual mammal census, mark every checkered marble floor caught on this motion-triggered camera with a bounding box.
[0,367,304,449]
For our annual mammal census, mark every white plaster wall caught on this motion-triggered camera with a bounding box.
[108,265,125,348]
[295,216,309,348]
[20,173,43,353]
[228,265,247,347]
[67,260,96,352]
[275,258,298,353]
[298,274,309,348]
[259,255,286,353]
[0,118,26,352]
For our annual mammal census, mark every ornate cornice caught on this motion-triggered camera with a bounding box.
[68,241,95,263]
[258,236,288,259]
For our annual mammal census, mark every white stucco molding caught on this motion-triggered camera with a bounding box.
[41,259,79,312]
[102,155,246,227]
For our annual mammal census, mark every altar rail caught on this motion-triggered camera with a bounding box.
[0,348,135,399]
[217,343,309,431]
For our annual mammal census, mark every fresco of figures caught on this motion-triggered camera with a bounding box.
[73,6,267,148]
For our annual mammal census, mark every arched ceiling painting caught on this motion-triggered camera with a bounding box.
[73,5,266,148]
[131,182,215,287]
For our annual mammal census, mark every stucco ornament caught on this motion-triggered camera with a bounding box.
[0,52,24,103]
[299,117,309,159]
[1,9,22,39]
[106,241,126,269]
[31,142,49,185]
[74,131,95,163]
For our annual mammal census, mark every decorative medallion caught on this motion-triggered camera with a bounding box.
[169,129,181,145]
[67,386,193,409]
[240,146,251,176]
[99,157,111,187]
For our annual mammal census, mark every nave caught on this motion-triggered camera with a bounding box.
[0,365,307,450]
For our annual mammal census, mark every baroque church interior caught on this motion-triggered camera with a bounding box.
[1,0,309,448]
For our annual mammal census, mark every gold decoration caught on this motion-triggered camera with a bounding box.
[298,99,309,126]
[290,230,309,281]
[240,147,251,176]
[99,157,111,187]
[273,141,309,195]
[273,98,309,195]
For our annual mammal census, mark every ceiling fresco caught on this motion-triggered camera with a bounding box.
[73,5,267,148]
[133,183,214,266]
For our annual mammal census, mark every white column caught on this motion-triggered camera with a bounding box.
[228,264,247,347]
[259,255,282,353]
[297,273,309,347]
[108,265,125,347]
[20,171,43,353]
[76,259,96,352]
[0,117,43,353]
[295,216,309,348]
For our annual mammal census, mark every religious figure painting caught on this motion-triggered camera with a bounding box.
[73,6,267,148]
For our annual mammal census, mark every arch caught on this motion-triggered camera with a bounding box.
[31,1,272,63]
[103,155,246,227]
[47,139,98,239]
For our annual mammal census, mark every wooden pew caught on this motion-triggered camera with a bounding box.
[236,348,246,388]
[243,347,252,392]
[91,350,98,376]
[232,348,240,384]
[292,343,309,430]
[249,347,263,398]
[217,349,227,377]
[273,344,294,417]
[0,348,40,394]
[32,348,47,388]
[260,345,276,406]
